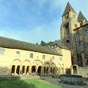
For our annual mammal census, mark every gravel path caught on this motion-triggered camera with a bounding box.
[40,76,88,88]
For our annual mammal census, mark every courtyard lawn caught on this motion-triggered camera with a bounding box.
[0,79,62,88]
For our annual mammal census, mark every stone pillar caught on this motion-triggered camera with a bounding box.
[26,66,29,75]
[36,66,38,75]
[19,65,22,75]
[71,67,73,74]
[24,66,27,75]
[41,66,44,75]
[29,66,31,74]
[14,66,17,75]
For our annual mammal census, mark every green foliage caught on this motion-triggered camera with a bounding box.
[40,41,46,46]
[40,41,54,47]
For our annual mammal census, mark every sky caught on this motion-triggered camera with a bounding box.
[0,0,88,44]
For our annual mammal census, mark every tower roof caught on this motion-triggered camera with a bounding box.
[62,2,76,16]
[77,11,87,22]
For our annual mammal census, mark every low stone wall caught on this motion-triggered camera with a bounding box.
[60,75,84,85]
[0,75,20,80]
[77,67,88,77]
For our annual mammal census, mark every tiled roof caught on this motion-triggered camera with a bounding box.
[0,36,62,56]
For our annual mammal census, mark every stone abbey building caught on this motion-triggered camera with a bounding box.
[0,36,71,76]
[1,2,88,77]
[61,2,88,76]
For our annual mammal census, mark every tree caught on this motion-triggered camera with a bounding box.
[40,41,46,46]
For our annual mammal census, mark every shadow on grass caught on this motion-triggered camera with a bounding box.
[0,79,37,88]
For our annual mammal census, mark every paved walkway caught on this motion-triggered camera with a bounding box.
[40,76,88,88]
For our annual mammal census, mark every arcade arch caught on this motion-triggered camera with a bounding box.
[11,59,21,75]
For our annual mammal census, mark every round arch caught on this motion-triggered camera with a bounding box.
[11,59,21,75]
[12,59,21,65]
[43,62,50,75]
[71,65,78,74]
[22,60,31,74]
[33,60,43,66]
[22,60,30,66]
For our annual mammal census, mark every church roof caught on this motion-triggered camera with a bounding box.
[62,2,76,16]
[77,11,87,22]
[53,40,69,50]
[0,36,62,56]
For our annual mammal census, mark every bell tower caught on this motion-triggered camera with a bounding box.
[61,2,77,49]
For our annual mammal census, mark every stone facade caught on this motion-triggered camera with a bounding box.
[0,36,71,76]
[61,2,88,68]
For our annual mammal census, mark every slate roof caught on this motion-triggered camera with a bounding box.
[62,2,76,16]
[0,36,62,56]
[77,11,87,22]
[53,40,69,50]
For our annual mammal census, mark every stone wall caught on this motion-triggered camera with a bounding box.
[77,66,88,77]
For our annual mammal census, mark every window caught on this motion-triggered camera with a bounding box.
[0,47,4,54]
[80,21,83,26]
[51,45,54,49]
[52,56,55,59]
[65,13,69,19]
[65,23,69,29]
[66,40,70,43]
[75,24,77,28]
[30,53,33,58]
[42,55,46,59]
[75,34,80,41]
[54,44,58,48]
[16,51,20,57]
[85,30,88,37]
[60,58,62,61]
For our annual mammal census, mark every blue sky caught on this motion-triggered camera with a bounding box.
[0,0,88,44]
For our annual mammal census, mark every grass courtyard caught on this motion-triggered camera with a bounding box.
[0,79,62,88]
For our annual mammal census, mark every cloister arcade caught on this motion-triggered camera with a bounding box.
[11,59,65,76]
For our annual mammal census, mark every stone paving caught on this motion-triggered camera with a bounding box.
[40,76,88,88]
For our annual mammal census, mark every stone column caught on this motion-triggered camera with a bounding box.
[19,65,22,75]
[24,66,27,75]
[14,66,17,75]
[41,66,43,75]
[29,66,31,74]
[36,66,38,75]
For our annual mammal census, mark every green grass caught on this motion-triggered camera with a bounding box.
[0,79,62,88]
